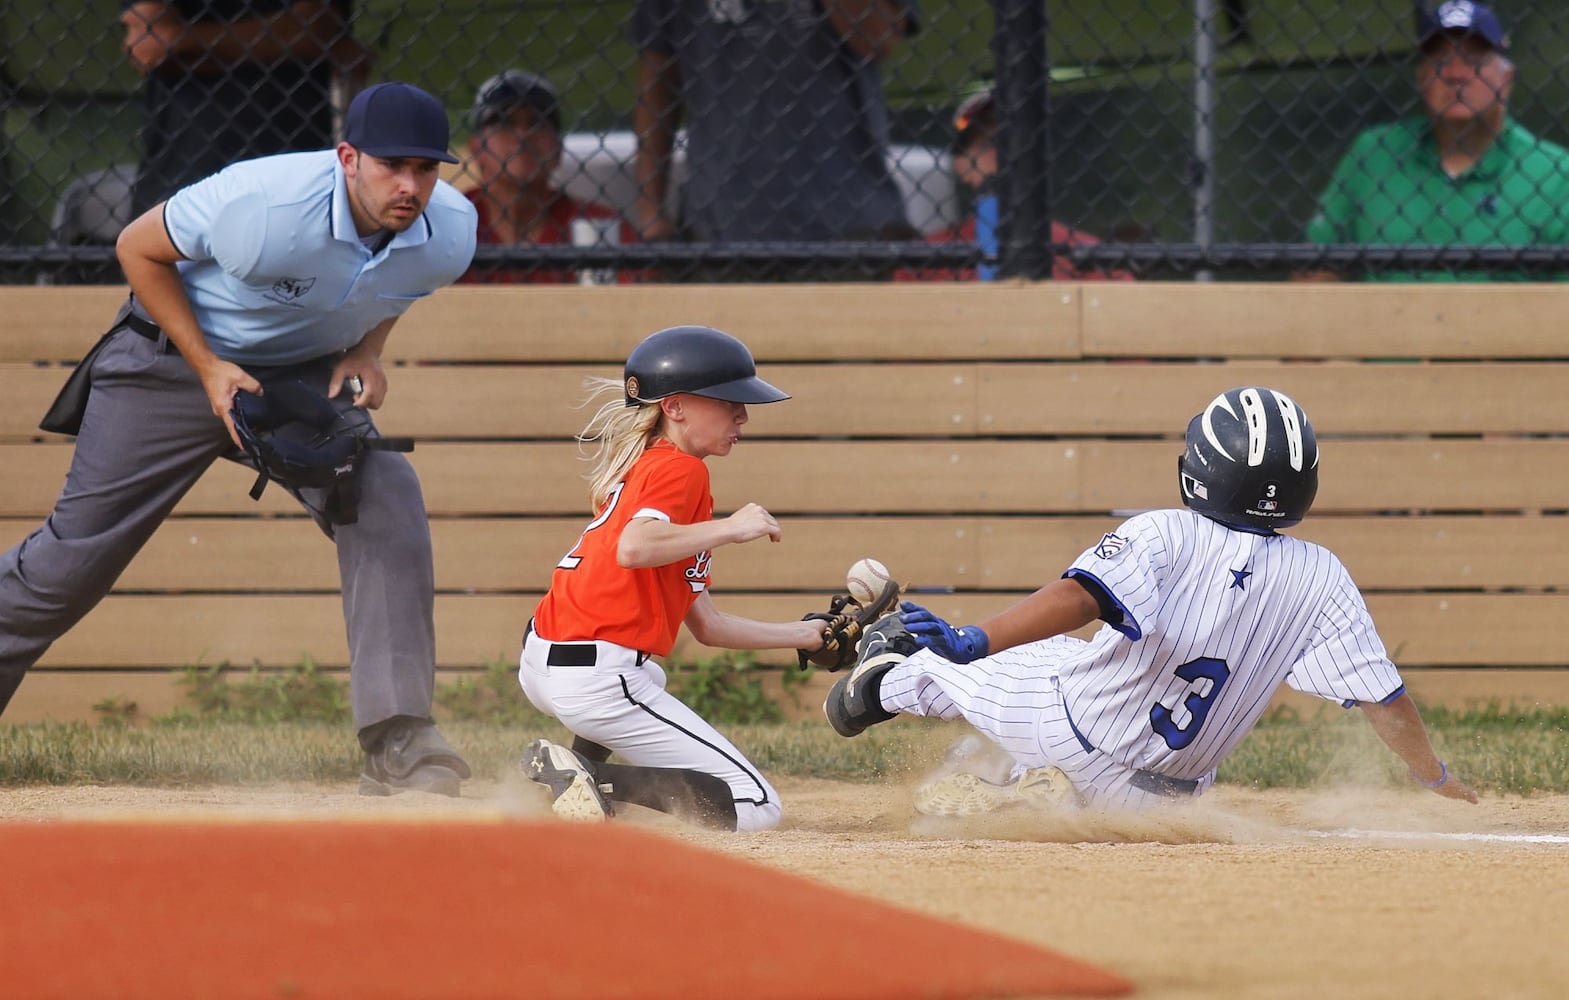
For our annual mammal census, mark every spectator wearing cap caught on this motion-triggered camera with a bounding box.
[460,69,640,284]
[898,88,1133,283]
[1304,1,1569,281]
[5,82,478,796]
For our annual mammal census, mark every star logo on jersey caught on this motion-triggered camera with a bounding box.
[1094,532,1129,560]
[1230,568,1252,590]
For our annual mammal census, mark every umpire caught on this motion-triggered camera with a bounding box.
[0,82,479,796]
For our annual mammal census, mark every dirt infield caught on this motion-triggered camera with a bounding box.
[4,777,1566,999]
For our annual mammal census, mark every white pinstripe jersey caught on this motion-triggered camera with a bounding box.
[1058,508,1403,780]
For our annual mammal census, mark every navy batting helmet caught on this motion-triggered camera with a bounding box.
[623,325,789,407]
[1178,386,1319,532]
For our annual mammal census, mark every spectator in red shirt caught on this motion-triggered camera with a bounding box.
[461,69,639,284]
[901,88,1133,282]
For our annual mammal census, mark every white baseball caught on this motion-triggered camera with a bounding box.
[846,557,894,605]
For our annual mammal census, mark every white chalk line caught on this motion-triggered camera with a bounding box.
[1306,828,1569,845]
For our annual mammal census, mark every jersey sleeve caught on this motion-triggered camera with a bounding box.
[162,162,269,275]
[630,0,675,54]
[628,449,711,525]
[1063,514,1169,641]
[1285,562,1404,706]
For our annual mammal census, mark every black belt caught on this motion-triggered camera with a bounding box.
[525,620,647,667]
[119,312,179,355]
[1128,770,1201,798]
[545,642,597,667]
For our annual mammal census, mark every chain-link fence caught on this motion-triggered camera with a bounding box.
[4,1,1567,283]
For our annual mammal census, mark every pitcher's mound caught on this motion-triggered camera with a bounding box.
[6,817,1130,999]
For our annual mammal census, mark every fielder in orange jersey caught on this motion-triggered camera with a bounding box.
[519,325,830,831]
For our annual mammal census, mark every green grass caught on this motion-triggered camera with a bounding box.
[1218,703,1569,797]
[2,701,1567,793]
[6,657,1566,791]
[0,718,931,787]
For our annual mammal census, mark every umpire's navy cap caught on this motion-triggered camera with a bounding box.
[1418,1,1509,52]
[344,82,460,164]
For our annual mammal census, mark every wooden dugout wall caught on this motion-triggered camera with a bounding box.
[2,281,1567,722]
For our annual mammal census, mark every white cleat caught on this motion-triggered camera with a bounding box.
[522,738,614,822]
[913,766,1079,818]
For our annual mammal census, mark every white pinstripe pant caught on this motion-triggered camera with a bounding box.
[878,637,1214,810]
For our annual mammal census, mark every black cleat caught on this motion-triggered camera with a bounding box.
[823,611,920,737]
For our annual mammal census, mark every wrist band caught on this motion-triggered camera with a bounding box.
[1410,761,1448,788]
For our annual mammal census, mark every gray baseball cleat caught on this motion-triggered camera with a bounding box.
[823,610,921,737]
[913,766,1080,817]
[358,719,472,797]
[522,738,615,821]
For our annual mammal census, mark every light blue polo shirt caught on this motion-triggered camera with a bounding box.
[162,150,477,365]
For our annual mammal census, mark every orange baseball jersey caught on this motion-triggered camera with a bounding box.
[532,441,714,655]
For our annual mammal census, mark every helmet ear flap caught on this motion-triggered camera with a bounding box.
[1177,452,1201,507]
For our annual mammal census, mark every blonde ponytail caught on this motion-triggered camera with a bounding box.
[575,377,663,511]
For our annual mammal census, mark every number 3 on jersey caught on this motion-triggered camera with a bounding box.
[556,483,625,570]
[1149,656,1231,750]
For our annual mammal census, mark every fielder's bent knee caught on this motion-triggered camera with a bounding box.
[735,800,782,832]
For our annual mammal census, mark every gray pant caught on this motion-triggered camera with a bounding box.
[0,324,437,733]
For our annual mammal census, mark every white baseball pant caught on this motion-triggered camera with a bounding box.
[519,633,781,831]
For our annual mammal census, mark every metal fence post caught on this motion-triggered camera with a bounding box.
[1193,0,1219,282]
[992,0,1051,280]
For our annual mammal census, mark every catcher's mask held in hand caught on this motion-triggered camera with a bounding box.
[230,378,413,526]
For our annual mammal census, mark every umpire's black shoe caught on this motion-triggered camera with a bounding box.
[824,611,920,737]
[358,720,471,797]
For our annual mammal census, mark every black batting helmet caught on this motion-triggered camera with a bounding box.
[623,325,790,407]
[1178,386,1319,532]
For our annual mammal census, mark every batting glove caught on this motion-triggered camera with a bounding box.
[898,601,990,663]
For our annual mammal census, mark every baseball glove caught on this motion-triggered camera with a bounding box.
[797,579,902,671]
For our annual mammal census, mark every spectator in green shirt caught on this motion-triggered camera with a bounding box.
[1304,1,1569,282]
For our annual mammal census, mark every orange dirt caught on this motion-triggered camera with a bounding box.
[4,816,1128,1000]
[3,776,1566,999]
